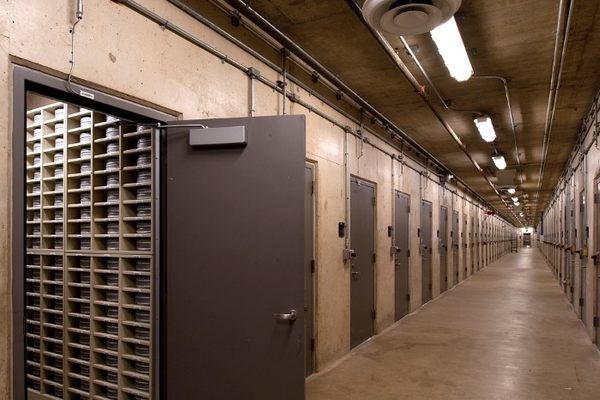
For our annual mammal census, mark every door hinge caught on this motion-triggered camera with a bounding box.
[372,197,377,206]
[407,205,410,213]
[407,249,411,258]
[311,338,315,351]
[428,283,432,290]
[311,181,315,195]
[570,286,574,293]
[311,259,316,273]
[372,253,377,263]
[594,317,599,327]
[371,309,377,319]
[407,293,410,302]
[594,193,600,204]
[579,298,584,307]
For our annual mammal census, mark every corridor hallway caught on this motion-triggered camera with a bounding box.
[307,248,600,400]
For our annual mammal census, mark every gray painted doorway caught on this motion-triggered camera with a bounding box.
[350,177,376,348]
[595,178,600,347]
[463,217,468,275]
[163,115,306,400]
[579,189,586,321]
[439,206,448,293]
[305,163,315,376]
[452,210,459,286]
[421,200,433,303]
[394,191,410,321]
[471,216,475,272]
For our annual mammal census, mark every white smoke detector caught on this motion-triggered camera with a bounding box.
[362,0,462,35]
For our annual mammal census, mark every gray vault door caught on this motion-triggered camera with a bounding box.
[163,115,306,400]
[305,164,315,376]
[421,200,433,303]
[452,210,459,286]
[350,177,376,348]
[439,206,448,293]
[394,191,410,320]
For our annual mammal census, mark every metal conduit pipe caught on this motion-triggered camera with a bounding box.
[345,0,518,222]
[399,39,523,185]
[174,0,511,219]
[221,0,447,168]
[535,0,574,218]
[169,0,432,172]
[113,0,512,223]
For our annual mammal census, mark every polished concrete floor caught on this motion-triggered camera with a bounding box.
[307,248,600,400]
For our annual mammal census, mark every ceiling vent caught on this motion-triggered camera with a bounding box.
[362,0,462,35]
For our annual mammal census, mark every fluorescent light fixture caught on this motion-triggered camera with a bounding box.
[514,201,520,206]
[474,116,496,142]
[492,155,507,170]
[430,17,473,82]
[511,197,518,202]
[507,188,516,194]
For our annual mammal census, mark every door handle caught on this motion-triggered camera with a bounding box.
[351,270,361,277]
[273,309,297,322]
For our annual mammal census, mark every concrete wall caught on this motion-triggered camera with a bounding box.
[0,1,515,398]
[539,91,600,341]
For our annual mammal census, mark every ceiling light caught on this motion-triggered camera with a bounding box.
[514,201,520,206]
[474,116,496,142]
[430,17,473,81]
[511,197,518,202]
[492,155,507,170]
[507,188,516,194]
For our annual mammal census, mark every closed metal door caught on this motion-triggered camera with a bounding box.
[452,210,459,285]
[439,206,448,293]
[350,177,376,348]
[463,217,468,274]
[471,217,475,272]
[163,115,305,400]
[579,189,586,320]
[305,164,315,376]
[421,200,433,303]
[595,178,600,347]
[394,192,410,320]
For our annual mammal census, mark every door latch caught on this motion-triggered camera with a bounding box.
[273,309,297,323]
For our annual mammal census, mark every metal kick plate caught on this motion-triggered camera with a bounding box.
[189,126,246,147]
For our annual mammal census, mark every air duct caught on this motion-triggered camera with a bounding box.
[362,0,461,35]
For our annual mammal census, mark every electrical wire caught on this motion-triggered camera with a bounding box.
[66,1,84,93]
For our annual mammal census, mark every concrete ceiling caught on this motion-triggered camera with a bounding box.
[182,0,600,225]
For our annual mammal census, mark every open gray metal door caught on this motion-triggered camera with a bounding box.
[439,206,448,293]
[394,191,410,320]
[163,115,306,400]
[452,210,459,286]
[350,177,376,348]
[420,200,433,303]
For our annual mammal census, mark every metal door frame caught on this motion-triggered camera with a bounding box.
[305,162,317,376]
[349,175,377,347]
[439,206,448,293]
[451,210,459,285]
[394,190,411,320]
[594,176,600,346]
[11,65,173,400]
[420,199,433,303]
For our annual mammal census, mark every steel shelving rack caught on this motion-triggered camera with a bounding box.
[24,100,154,400]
